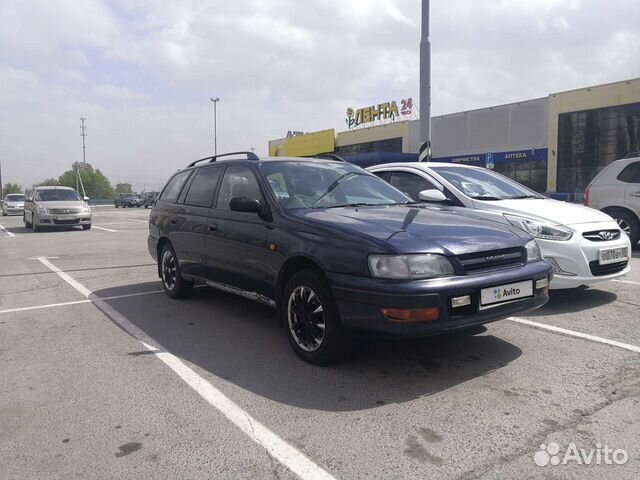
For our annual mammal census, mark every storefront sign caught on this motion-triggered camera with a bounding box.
[346,98,413,129]
[433,148,548,165]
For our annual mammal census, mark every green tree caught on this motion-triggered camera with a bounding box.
[115,183,132,194]
[57,163,114,199]
[3,183,23,195]
[33,178,60,187]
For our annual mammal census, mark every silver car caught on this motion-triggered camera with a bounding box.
[23,186,92,232]
[585,154,640,246]
[2,193,26,216]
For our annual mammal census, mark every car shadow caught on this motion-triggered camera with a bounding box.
[93,282,522,412]
[527,286,617,316]
[4,225,87,234]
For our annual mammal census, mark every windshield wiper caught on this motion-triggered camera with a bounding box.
[469,196,502,201]
[316,202,371,209]
[507,195,542,199]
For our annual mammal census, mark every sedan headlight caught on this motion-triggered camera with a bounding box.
[36,204,48,214]
[525,240,543,263]
[368,254,455,279]
[504,214,572,241]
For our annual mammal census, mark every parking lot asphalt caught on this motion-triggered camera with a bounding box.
[1,207,639,479]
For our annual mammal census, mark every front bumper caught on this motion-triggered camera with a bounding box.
[329,261,552,338]
[538,221,632,289]
[2,206,24,215]
[36,213,92,226]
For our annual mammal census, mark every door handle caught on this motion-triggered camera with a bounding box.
[208,224,218,232]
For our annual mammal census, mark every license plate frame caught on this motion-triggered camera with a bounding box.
[598,247,628,265]
[480,280,533,310]
[56,215,75,221]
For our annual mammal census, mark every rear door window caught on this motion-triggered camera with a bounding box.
[184,167,223,207]
[160,170,192,203]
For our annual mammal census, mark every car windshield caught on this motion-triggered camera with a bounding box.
[35,189,81,201]
[430,166,544,200]
[261,161,411,209]
[5,194,25,202]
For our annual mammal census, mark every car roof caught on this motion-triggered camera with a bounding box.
[36,186,75,191]
[369,162,480,170]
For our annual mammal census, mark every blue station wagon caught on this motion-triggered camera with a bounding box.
[148,152,552,364]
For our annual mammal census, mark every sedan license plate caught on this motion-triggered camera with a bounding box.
[480,280,533,309]
[599,247,628,265]
[57,215,75,221]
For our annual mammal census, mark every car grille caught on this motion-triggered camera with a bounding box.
[457,247,525,274]
[49,208,83,214]
[589,260,628,276]
[582,229,621,242]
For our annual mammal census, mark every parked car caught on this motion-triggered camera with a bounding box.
[585,153,640,247]
[149,152,552,364]
[368,162,631,289]
[143,192,158,208]
[2,193,26,216]
[114,193,141,208]
[23,186,92,231]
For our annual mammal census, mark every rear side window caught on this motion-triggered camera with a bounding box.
[184,167,223,207]
[160,171,192,203]
[617,162,640,183]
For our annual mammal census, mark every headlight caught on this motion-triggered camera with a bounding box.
[368,254,455,279]
[36,204,48,214]
[81,205,91,213]
[525,240,543,262]
[504,214,572,241]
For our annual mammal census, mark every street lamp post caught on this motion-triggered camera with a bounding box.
[210,97,220,155]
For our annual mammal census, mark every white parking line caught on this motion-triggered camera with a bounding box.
[612,279,640,286]
[508,317,640,354]
[0,224,15,237]
[34,256,336,480]
[92,226,119,232]
[0,290,165,315]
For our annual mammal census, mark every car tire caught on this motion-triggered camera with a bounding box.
[2,211,6,216]
[611,210,640,247]
[115,204,119,208]
[83,224,91,230]
[31,214,40,232]
[160,243,193,299]
[24,213,31,228]
[281,269,352,365]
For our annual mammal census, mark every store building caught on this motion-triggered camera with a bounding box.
[269,78,640,197]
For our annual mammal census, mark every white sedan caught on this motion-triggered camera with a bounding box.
[368,162,631,289]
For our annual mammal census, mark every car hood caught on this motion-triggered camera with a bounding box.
[473,198,613,226]
[5,201,24,207]
[36,201,87,209]
[292,205,529,256]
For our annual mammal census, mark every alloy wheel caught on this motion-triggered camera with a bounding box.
[161,250,177,291]
[616,218,631,237]
[287,286,326,352]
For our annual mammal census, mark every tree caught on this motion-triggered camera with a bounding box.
[3,183,22,195]
[57,163,114,199]
[33,178,60,187]
[115,183,132,194]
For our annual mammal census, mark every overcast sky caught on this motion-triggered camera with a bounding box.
[1,0,639,191]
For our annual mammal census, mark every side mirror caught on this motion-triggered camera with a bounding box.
[83,196,90,202]
[25,198,34,203]
[418,189,447,202]
[229,196,262,213]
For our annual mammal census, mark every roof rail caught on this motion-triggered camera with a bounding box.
[314,154,346,162]
[187,151,259,168]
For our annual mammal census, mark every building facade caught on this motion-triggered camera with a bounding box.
[268,78,640,195]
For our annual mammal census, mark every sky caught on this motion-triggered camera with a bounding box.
[1,0,639,192]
